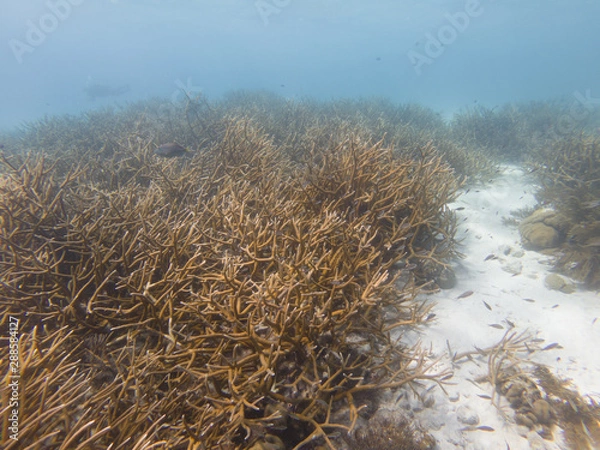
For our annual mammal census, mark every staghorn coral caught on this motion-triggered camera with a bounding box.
[533,366,600,449]
[448,99,600,163]
[530,135,600,287]
[450,104,526,161]
[452,330,600,448]
[0,103,458,449]
[344,409,435,450]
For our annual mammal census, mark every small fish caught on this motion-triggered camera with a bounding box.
[523,298,535,303]
[457,290,474,299]
[447,340,458,361]
[489,324,504,329]
[473,345,485,355]
[551,304,560,309]
[505,319,515,328]
[425,313,436,321]
[483,301,492,311]
[583,237,600,248]
[593,317,598,325]
[484,254,497,261]
[582,420,594,439]
[461,425,495,432]
[477,394,492,400]
[455,206,465,211]
[542,342,560,351]
[582,200,600,209]
[155,142,188,157]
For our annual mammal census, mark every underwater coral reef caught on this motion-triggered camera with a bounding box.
[527,136,600,287]
[0,98,460,449]
[2,92,600,449]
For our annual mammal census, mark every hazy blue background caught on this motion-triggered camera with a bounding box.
[0,0,598,131]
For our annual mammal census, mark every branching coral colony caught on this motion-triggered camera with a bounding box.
[452,331,600,449]
[0,105,458,449]
[531,135,600,288]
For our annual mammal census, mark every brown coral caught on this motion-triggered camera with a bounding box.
[532,136,600,287]
[0,103,457,449]
[344,409,435,450]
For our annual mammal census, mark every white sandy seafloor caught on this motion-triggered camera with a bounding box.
[389,165,600,450]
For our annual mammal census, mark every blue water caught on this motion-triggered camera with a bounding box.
[0,0,598,131]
